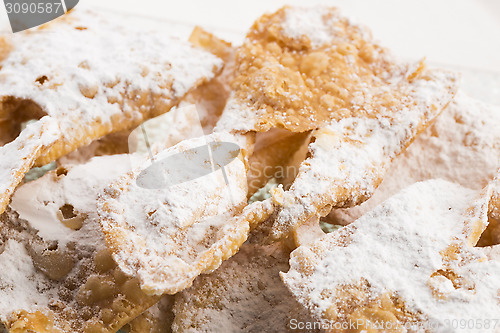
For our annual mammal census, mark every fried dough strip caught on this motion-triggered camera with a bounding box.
[327,92,500,227]
[282,179,500,332]
[98,132,274,295]
[270,67,457,240]
[1,106,219,332]
[0,156,161,333]
[217,6,456,134]
[0,9,223,215]
[212,6,459,240]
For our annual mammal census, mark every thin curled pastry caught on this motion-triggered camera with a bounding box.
[0,155,160,333]
[282,178,500,332]
[0,9,223,215]
[216,6,459,241]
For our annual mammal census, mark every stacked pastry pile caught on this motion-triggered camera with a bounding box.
[0,5,499,333]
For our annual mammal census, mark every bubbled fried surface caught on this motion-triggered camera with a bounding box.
[220,6,423,132]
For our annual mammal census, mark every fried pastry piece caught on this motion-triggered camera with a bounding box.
[270,73,456,240]
[98,132,274,295]
[122,202,276,333]
[282,179,500,332]
[172,242,319,333]
[217,6,457,133]
[0,9,223,214]
[59,28,235,166]
[0,155,161,333]
[328,92,500,226]
[213,6,458,240]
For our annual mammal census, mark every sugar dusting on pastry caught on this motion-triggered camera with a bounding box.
[282,6,374,49]
[0,8,224,198]
[1,10,222,128]
[0,239,55,316]
[330,91,500,226]
[173,243,319,333]
[214,5,459,241]
[10,155,135,246]
[0,155,160,332]
[217,6,441,134]
[281,6,341,48]
[1,5,499,332]
[98,132,254,295]
[0,8,223,217]
[282,180,500,329]
[270,67,458,240]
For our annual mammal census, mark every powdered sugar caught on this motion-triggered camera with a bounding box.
[282,180,500,331]
[114,132,246,232]
[128,105,204,157]
[0,8,222,217]
[10,155,134,246]
[330,91,500,225]
[216,98,258,133]
[0,8,223,176]
[271,68,457,239]
[173,243,318,332]
[281,6,342,48]
[0,240,55,317]
[98,132,250,295]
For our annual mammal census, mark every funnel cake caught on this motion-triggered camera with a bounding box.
[282,179,500,332]
[0,155,161,333]
[0,9,223,215]
[98,132,275,295]
[172,242,319,333]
